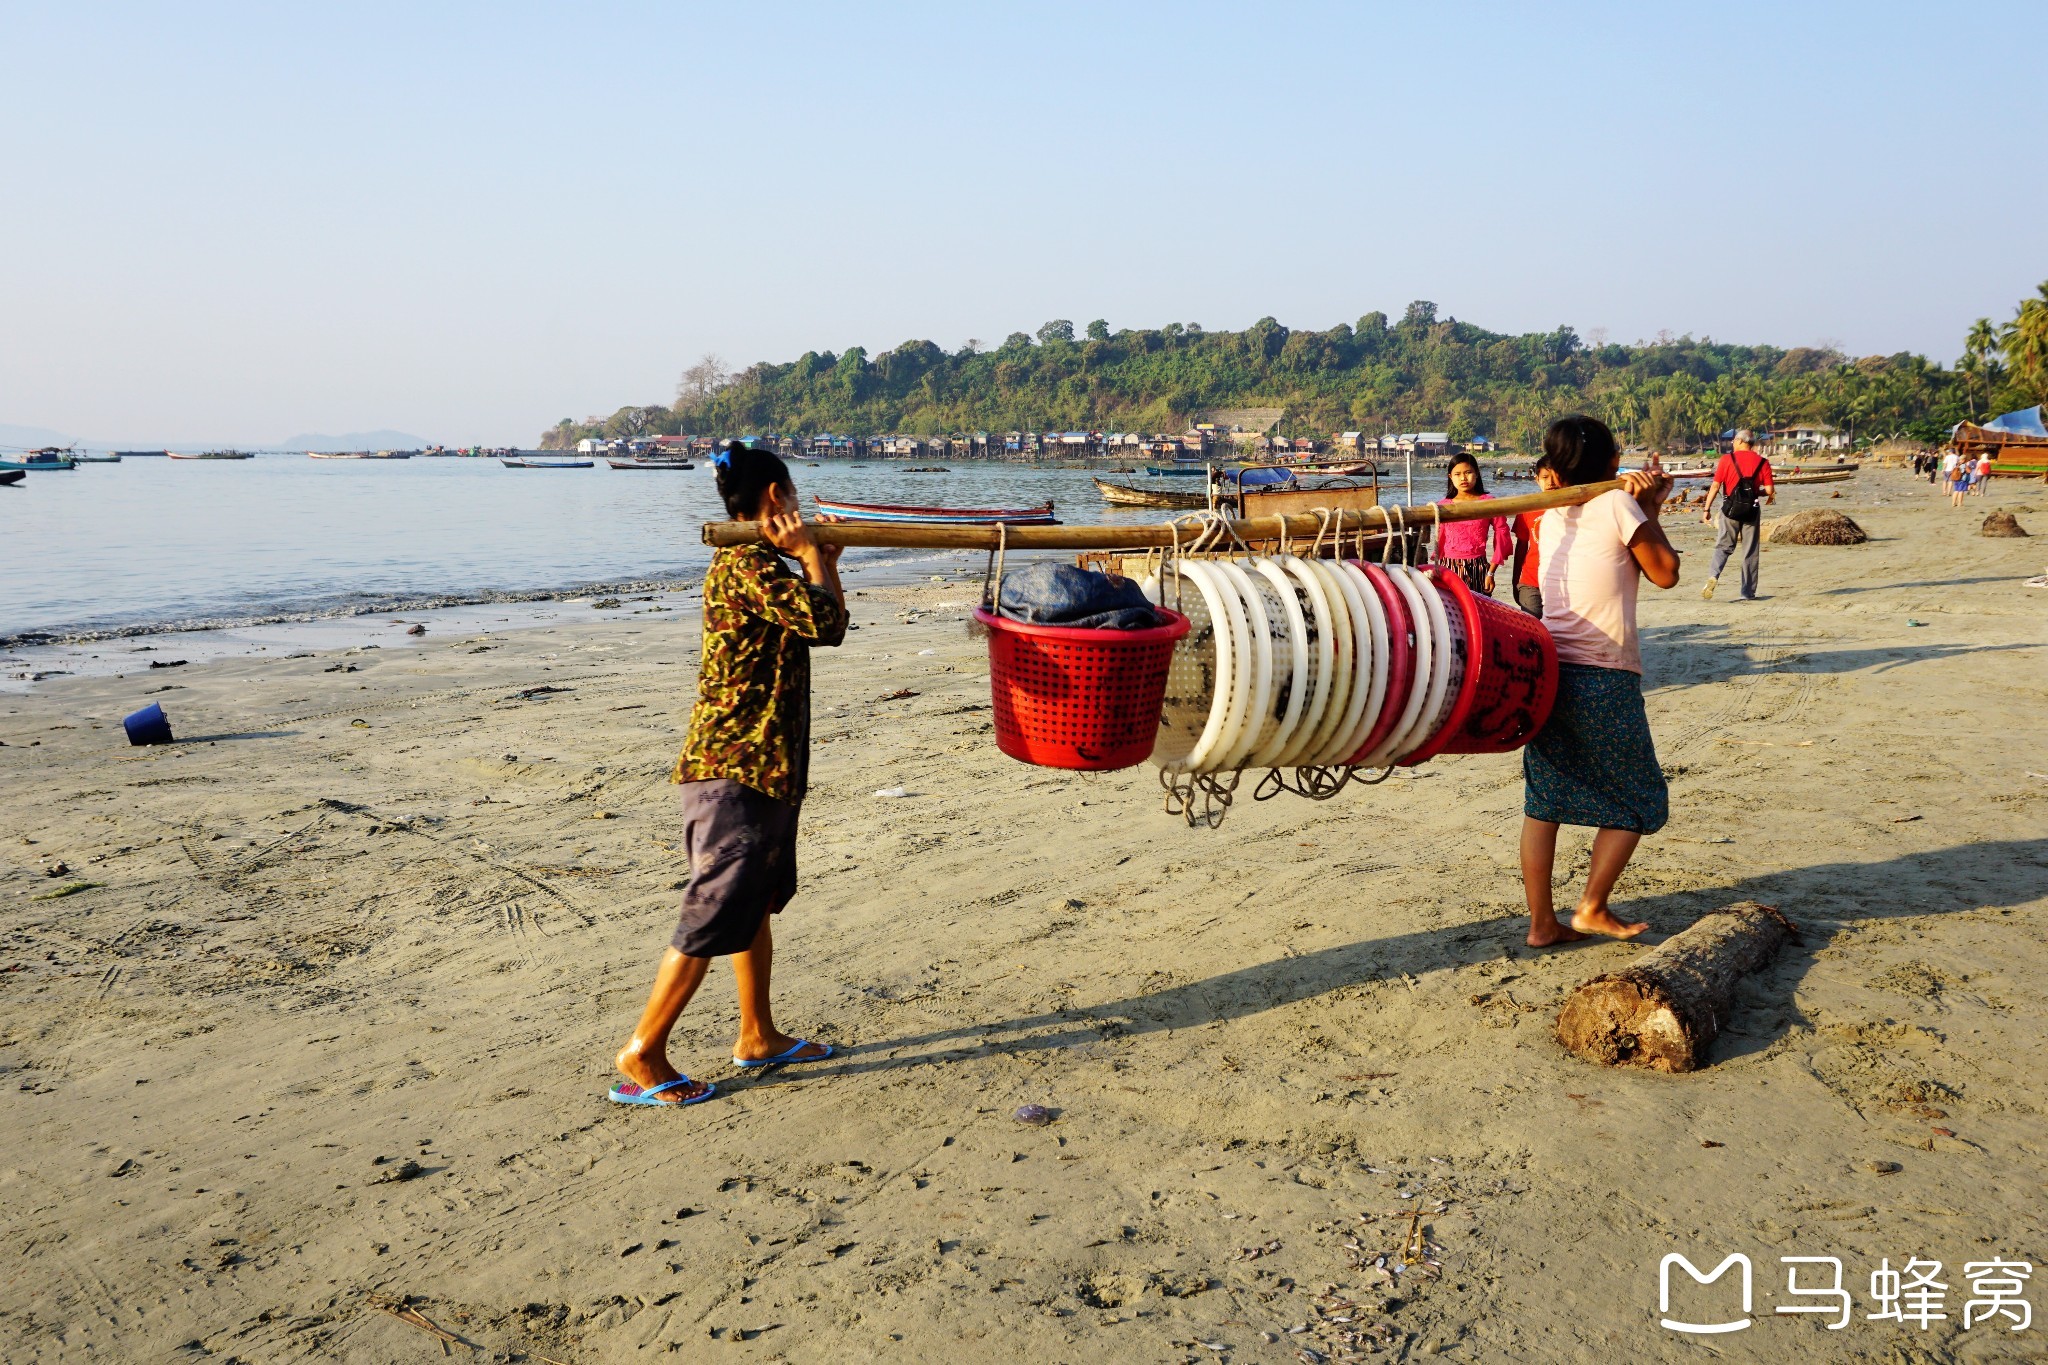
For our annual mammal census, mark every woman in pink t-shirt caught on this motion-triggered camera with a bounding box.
[1432,452,1512,596]
[1522,416,1680,948]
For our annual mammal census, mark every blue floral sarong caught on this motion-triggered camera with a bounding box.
[1523,662,1668,833]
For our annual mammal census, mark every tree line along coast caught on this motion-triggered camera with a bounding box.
[539,284,2048,456]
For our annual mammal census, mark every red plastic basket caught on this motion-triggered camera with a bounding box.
[1426,571,1559,755]
[1397,567,1481,766]
[1343,561,1415,765]
[975,607,1190,770]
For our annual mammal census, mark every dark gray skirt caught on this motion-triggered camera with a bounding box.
[670,779,799,957]
[1523,663,1668,833]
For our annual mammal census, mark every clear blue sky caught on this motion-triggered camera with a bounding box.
[5,2,2042,445]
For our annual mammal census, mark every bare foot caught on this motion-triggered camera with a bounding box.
[615,1044,711,1104]
[732,1033,831,1065]
[1527,922,1588,948]
[1570,906,1650,939]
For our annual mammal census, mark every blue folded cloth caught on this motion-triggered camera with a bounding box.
[996,562,1165,630]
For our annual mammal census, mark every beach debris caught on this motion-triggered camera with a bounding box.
[917,648,937,656]
[1859,1159,1903,1175]
[1890,813,1922,823]
[42,862,68,877]
[877,688,920,701]
[591,597,623,609]
[147,658,188,669]
[1233,1239,1283,1262]
[324,663,359,673]
[351,719,370,728]
[365,1294,470,1353]
[1013,1104,1054,1126]
[1700,1140,1725,1149]
[1768,509,1867,545]
[406,624,427,635]
[1556,901,1799,1072]
[34,881,104,901]
[122,702,174,746]
[370,1158,428,1184]
[873,787,910,799]
[1981,510,2029,538]
[504,685,572,702]
[1906,619,1928,627]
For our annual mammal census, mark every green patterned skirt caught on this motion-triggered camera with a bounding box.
[1523,662,1668,833]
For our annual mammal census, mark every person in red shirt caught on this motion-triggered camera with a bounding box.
[1700,429,1774,601]
[1509,456,1560,616]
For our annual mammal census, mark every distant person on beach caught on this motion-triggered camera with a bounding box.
[1699,429,1773,601]
[1972,453,1993,495]
[1949,455,1971,508]
[1941,449,1960,491]
[1522,415,1678,948]
[610,442,847,1107]
[1509,456,1561,617]
[1433,451,1511,596]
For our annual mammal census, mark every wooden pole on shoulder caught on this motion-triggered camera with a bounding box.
[701,479,1632,551]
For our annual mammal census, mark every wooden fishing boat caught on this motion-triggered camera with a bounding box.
[812,496,1057,525]
[0,449,77,471]
[168,450,253,460]
[1145,465,1209,477]
[72,452,121,463]
[309,451,368,459]
[501,457,593,469]
[1094,477,1210,510]
[607,457,694,470]
[1775,468,1858,485]
[0,470,24,486]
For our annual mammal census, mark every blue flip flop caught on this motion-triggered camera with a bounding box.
[732,1039,834,1070]
[608,1076,717,1107]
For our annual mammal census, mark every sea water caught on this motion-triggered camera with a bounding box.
[3,455,1425,645]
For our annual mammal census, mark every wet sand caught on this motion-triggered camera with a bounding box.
[3,471,2045,1363]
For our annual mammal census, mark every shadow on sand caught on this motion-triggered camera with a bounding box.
[809,838,2048,1078]
[1642,620,2044,688]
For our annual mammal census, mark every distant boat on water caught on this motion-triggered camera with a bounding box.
[1145,465,1209,477]
[72,452,121,463]
[0,448,77,471]
[114,450,170,457]
[501,457,593,469]
[168,450,254,460]
[0,470,24,486]
[813,496,1057,525]
[308,449,415,460]
[1094,477,1210,510]
[606,456,695,470]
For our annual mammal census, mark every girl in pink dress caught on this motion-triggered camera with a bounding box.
[1432,451,1512,596]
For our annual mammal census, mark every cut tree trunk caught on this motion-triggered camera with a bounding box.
[1555,901,1799,1073]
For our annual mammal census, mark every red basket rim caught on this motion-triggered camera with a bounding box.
[1397,567,1484,767]
[1341,561,1415,766]
[973,606,1190,645]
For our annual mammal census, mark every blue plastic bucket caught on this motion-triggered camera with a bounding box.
[123,702,174,746]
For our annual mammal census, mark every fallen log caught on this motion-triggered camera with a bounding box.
[1555,901,1798,1073]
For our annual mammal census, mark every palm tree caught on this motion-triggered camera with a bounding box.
[1961,316,2000,419]
[1999,282,2048,404]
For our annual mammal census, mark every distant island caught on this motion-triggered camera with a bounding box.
[544,289,2048,452]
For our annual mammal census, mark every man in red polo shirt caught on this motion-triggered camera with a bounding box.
[1700,429,1774,600]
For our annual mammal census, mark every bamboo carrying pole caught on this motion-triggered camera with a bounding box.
[701,478,1635,551]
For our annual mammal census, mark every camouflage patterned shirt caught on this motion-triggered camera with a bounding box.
[671,545,848,803]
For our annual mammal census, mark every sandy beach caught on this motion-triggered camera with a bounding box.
[3,469,2045,1363]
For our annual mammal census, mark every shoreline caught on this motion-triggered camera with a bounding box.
[0,550,996,691]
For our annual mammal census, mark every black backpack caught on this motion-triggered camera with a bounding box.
[1722,453,1765,522]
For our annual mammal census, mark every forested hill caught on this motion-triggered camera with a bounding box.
[546,293,2048,451]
